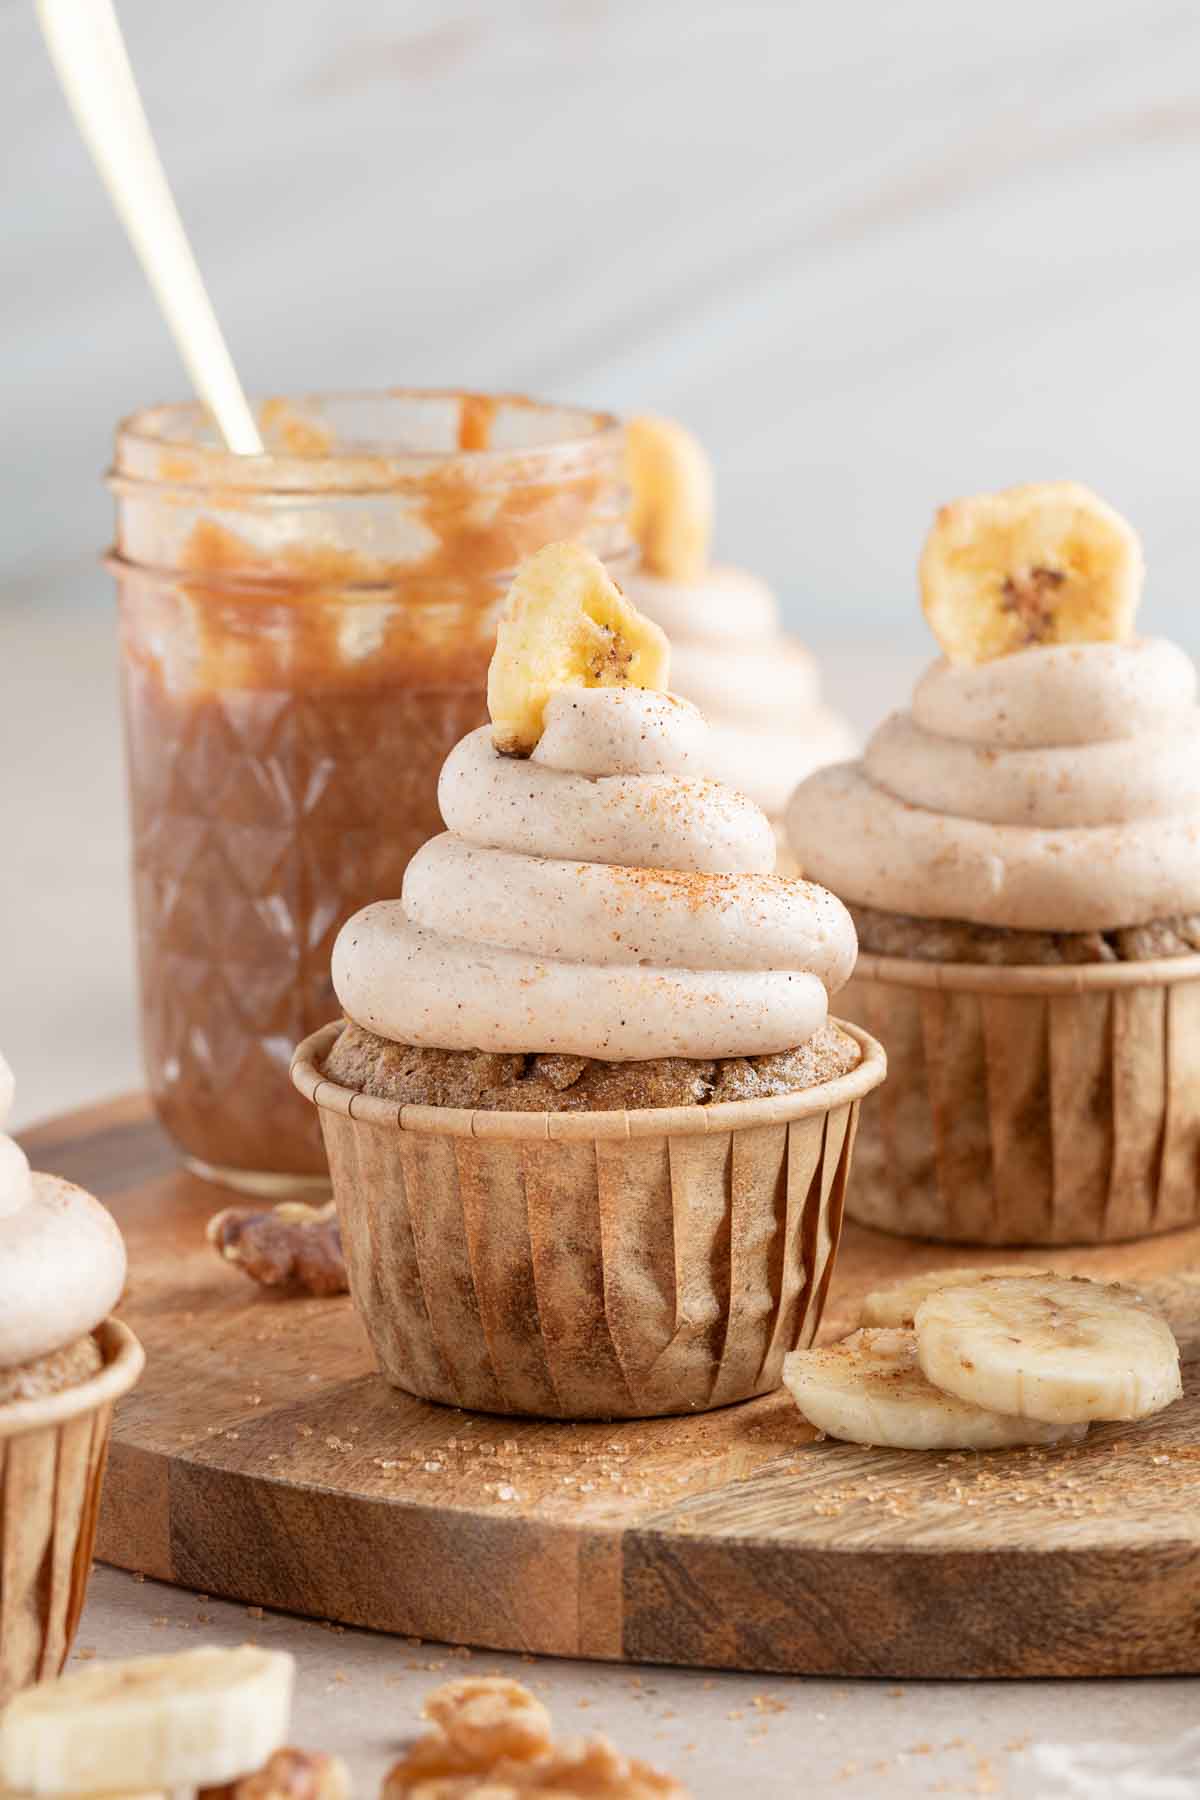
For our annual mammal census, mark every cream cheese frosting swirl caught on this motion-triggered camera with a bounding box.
[0,1051,32,1219]
[334,687,857,1060]
[0,1052,127,1368]
[787,640,1200,932]
[623,566,857,818]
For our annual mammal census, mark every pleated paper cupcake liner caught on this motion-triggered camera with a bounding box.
[0,1318,144,1704]
[293,1022,886,1420]
[844,952,1200,1246]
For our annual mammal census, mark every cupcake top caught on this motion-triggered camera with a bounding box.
[333,543,857,1062]
[787,483,1200,933]
[0,1052,127,1370]
[621,415,855,817]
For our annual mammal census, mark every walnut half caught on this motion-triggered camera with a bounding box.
[201,1747,351,1799]
[382,1677,689,1799]
[206,1200,349,1297]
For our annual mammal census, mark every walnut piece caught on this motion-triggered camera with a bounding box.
[382,1678,689,1799]
[201,1747,351,1799]
[424,1677,554,1765]
[206,1200,348,1297]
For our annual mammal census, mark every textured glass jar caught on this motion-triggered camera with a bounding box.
[109,392,630,1191]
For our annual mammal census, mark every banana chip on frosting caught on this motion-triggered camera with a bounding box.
[919,481,1144,665]
[335,542,858,1066]
[487,542,668,755]
[788,486,1200,937]
[625,413,714,583]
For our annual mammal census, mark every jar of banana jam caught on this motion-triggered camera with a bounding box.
[109,391,631,1192]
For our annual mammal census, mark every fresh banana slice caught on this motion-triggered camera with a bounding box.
[915,1274,1182,1424]
[919,482,1144,665]
[781,1329,1088,1450]
[626,414,714,582]
[0,1646,294,1796]
[487,542,669,755]
[860,1266,1050,1329]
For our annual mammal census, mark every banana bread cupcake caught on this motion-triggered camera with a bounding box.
[294,543,884,1419]
[0,1053,144,1701]
[787,482,1200,1246]
[621,415,855,845]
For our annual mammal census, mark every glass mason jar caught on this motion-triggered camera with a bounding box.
[108,391,630,1193]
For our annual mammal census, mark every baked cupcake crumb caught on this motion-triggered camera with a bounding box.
[0,1333,102,1405]
[323,1021,862,1112]
[851,904,1200,967]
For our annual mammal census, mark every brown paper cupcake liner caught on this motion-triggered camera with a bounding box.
[0,1318,144,1704]
[844,951,1200,1247]
[293,1022,885,1419]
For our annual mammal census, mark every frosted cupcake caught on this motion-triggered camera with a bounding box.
[0,1054,143,1701]
[787,483,1200,1245]
[621,415,855,835]
[293,544,884,1419]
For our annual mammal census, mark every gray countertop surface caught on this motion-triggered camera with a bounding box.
[76,1565,1199,1798]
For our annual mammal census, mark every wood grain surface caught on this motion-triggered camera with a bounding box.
[20,1096,1200,1679]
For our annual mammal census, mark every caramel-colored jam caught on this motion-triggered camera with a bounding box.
[119,449,609,1179]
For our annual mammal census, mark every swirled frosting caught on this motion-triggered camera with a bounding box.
[0,1053,127,1369]
[622,566,856,818]
[786,640,1200,932]
[333,687,857,1060]
[0,1051,32,1220]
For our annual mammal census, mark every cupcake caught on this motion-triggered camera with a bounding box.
[622,415,855,837]
[787,482,1200,1246]
[0,1053,144,1701]
[292,543,885,1419]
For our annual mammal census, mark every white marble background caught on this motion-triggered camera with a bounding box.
[4,0,1200,1123]
[3,0,1200,649]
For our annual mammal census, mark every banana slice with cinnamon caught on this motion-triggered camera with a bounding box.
[915,1274,1181,1425]
[860,1266,1051,1329]
[782,1328,1087,1451]
[487,542,669,755]
[919,481,1143,665]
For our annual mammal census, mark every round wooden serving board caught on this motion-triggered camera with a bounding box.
[21,1096,1200,1680]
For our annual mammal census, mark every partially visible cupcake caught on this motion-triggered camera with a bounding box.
[0,1053,144,1701]
[788,482,1200,1245]
[621,415,855,839]
[293,543,884,1420]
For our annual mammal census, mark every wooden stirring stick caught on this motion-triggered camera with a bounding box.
[37,0,264,455]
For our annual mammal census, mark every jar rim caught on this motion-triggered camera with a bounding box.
[111,388,625,496]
